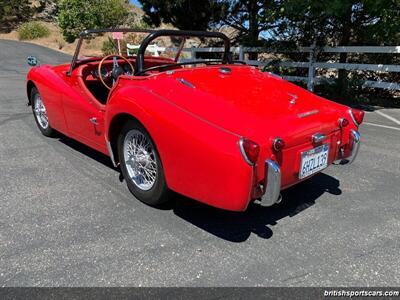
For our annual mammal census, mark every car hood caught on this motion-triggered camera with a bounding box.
[146,65,348,146]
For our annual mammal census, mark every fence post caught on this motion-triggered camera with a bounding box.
[307,43,316,92]
[190,47,196,61]
[239,46,245,61]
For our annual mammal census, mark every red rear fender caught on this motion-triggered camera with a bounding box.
[106,85,254,211]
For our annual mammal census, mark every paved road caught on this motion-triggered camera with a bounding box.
[0,40,399,287]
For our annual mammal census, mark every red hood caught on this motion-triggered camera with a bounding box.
[140,65,348,147]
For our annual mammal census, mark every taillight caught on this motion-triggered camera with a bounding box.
[272,137,285,151]
[349,109,365,125]
[338,118,349,128]
[239,138,260,166]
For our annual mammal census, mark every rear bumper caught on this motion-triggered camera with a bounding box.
[346,129,361,164]
[258,130,361,206]
[259,160,282,206]
[334,129,361,165]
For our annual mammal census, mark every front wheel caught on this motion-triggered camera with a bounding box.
[30,87,56,137]
[118,120,172,206]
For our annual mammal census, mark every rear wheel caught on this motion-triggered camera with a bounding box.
[30,87,56,137]
[118,120,172,206]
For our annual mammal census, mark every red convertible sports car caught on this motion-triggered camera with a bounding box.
[26,29,364,211]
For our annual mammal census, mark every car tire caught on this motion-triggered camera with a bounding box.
[118,120,172,206]
[30,87,57,137]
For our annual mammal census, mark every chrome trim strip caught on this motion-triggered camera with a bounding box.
[260,160,281,207]
[239,137,254,166]
[106,140,118,167]
[298,109,319,118]
[349,109,359,127]
[177,78,195,89]
[346,129,361,164]
[219,67,232,74]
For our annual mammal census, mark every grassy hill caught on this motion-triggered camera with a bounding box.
[0,3,152,56]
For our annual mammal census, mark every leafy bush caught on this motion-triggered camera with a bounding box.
[314,74,368,106]
[314,74,400,108]
[124,11,151,29]
[102,37,129,56]
[102,37,117,55]
[18,22,50,40]
[58,0,129,43]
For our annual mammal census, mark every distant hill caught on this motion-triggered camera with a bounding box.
[0,2,232,57]
[31,0,58,22]
[0,2,151,55]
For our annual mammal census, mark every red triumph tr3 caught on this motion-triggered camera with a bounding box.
[26,29,364,211]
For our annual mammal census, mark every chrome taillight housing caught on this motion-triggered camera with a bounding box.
[349,109,365,126]
[338,117,349,128]
[272,137,285,151]
[239,138,260,166]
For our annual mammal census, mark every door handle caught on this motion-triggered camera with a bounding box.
[89,117,98,125]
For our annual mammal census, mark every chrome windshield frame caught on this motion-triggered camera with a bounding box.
[66,28,232,77]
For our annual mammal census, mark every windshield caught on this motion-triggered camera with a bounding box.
[68,29,231,76]
[76,31,227,63]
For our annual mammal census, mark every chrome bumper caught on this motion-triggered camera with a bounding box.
[260,160,282,207]
[347,130,361,164]
[335,129,361,165]
[258,130,360,206]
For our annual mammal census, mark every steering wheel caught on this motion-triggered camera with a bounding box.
[98,54,134,90]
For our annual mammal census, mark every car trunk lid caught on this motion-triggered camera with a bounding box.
[147,65,346,147]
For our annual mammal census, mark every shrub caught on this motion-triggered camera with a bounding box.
[55,38,66,50]
[58,0,129,43]
[102,37,128,56]
[18,21,50,40]
[102,38,117,55]
[124,11,151,29]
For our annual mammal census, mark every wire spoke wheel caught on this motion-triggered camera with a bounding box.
[33,94,49,129]
[123,129,158,191]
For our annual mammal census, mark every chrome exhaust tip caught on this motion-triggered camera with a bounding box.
[275,193,283,204]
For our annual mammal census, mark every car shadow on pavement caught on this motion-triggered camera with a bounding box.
[57,135,342,243]
[58,136,119,171]
[169,173,342,242]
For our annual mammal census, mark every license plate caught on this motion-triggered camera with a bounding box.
[299,144,329,179]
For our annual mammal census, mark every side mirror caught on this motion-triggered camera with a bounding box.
[27,56,38,67]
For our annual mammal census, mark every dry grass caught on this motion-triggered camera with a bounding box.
[0,21,182,57]
[0,21,78,55]
[0,21,132,57]
[0,20,232,60]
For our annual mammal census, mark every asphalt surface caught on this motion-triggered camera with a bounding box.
[0,40,399,287]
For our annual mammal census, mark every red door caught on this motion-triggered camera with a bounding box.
[61,73,107,154]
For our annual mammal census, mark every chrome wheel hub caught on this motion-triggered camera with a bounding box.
[123,129,158,191]
[33,94,49,129]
